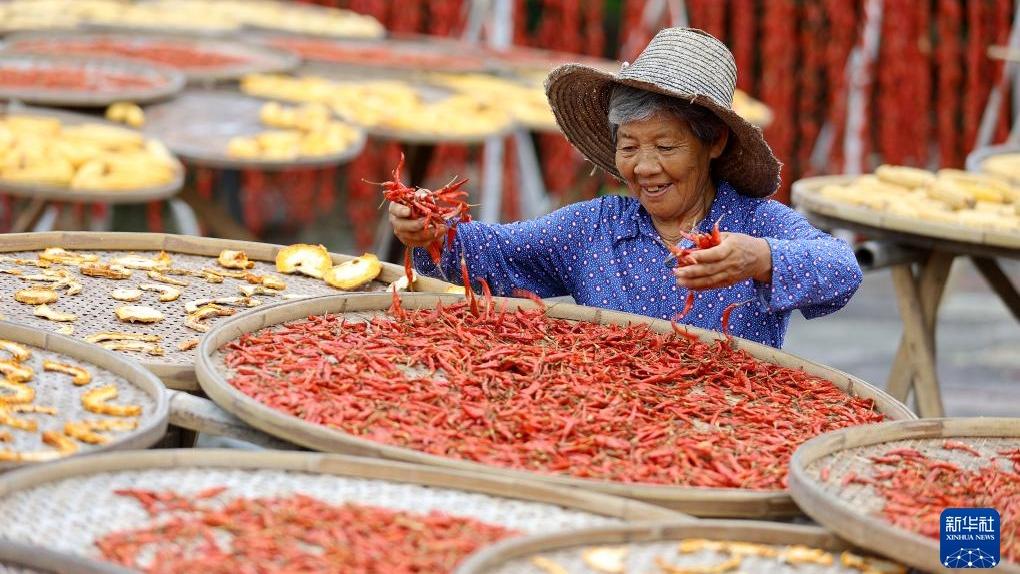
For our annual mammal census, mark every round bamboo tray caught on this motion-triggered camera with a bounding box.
[0,449,688,571]
[788,417,1020,573]
[792,175,1020,256]
[141,88,366,170]
[2,32,299,85]
[196,292,914,518]
[258,34,492,74]
[0,53,184,107]
[0,232,453,390]
[0,539,125,574]
[0,105,184,204]
[456,520,908,574]
[0,321,168,471]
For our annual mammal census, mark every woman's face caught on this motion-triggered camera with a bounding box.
[614,111,727,224]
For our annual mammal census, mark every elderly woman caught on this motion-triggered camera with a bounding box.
[389,27,862,348]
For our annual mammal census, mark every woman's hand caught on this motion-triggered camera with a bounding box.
[673,232,773,290]
[388,202,446,248]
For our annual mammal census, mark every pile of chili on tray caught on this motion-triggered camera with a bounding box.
[97,487,516,573]
[0,67,160,91]
[223,295,885,490]
[12,39,250,70]
[267,37,483,71]
[841,442,1019,562]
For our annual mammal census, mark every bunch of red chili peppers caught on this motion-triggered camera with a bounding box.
[832,442,1019,562]
[97,487,516,573]
[224,293,884,490]
[378,154,471,285]
[666,220,721,321]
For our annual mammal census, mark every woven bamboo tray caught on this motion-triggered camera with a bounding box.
[0,538,125,574]
[792,175,1020,255]
[456,520,908,574]
[0,53,184,107]
[196,292,914,518]
[0,232,453,390]
[0,105,184,204]
[788,418,1020,573]
[2,32,299,85]
[0,321,168,471]
[141,88,366,170]
[0,449,688,571]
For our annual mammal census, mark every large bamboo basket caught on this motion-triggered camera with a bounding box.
[196,293,914,518]
[0,105,184,204]
[788,418,1020,573]
[0,321,168,471]
[792,175,1020,257]
[0,53,184,108]
[142,89,366,171]
[455,520,908,574]
[0,232,453,390]
[0,539,128,574]
[0,449,688,571]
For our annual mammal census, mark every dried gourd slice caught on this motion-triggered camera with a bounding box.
[84,332,160,343]
[115,305,164,324]
[82,385,141,417]
[581,546,628,574]
[0,407,37,431]
[185,304,236,333]
[0,339,31,362]
[217,249,255,269]
[98,340,164,356]
[110,288,143,302]
[34,304,76,322]
[655,555,741,574]
[183,297,259,314]
[238,284,279,297]
[38,247,98,265]
[42,360,91,386]
[0,360,33,383]
[146,270,189,286]
[275,243,331,278]
[14,287,58,305]
[261,274,286,291]
[780,545,834,566]
[80,262,132,280]
[177,339,200,352]
[0,379,34,403]
[324,253,382,290]
[64,419,138,445]
[110,254,165,270]
[138,283,181,302]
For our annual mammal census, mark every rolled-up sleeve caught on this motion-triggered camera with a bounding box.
[752,202,863,318]
[411,209,577,298]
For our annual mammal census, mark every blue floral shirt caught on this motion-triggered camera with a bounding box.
[413,181,863,348]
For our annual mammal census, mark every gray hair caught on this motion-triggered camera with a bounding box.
[607,85,727,145]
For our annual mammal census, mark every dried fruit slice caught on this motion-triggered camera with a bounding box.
[114,305,164,324]
[84,332,161,344]
[204,267,247,279]
[0,339,31,362]
[56,325,73,335]
[0,430,77,462]
[43,360,91,386]
[324,253,382,290]
[261,274,287,291]
[38,247,98,265]
[217,249,255,269]
[110,254,165,270]
[80,262,132,280]
[275,243,331,278]
[581,546,628,574]
[110,288,143,302]
[177,339,200,352]
[146,270,189,286]
[64,419,138,444]
[98,341,165,356]
[138,283,181,302]
[238,284,279,297]
[34,304,76,322]
[184,297,259,314]
[82,385,142,417]
[14,287,58,305]
[0,361,33,384]
[185,304,236,333]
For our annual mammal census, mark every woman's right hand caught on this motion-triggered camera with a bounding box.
[388,202,446,247]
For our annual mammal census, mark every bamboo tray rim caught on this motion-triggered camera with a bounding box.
[791,175,1020,252]
[196,292,914,518]
[966,143,1020,173]
[0,448,689,522]
[788,417,1020,574]
[455,519,862,574]
[0,104,184,203]
[0,232,453,390]
[0,320,169,471]
[1,31,300,84]
[0,52,185,107]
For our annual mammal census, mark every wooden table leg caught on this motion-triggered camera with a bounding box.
[886,251,955,406]
[888,257,950,418]
[10,198,48,233]
[971,256,1020,321]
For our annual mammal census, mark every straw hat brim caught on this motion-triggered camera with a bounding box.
[545,63,782,198]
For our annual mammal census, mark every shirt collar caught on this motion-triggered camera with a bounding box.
[615,180,737,246]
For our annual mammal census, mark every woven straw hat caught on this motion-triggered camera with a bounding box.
[545,27,781,198]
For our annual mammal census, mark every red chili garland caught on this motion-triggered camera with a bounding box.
[223,294,885,490]
[96,487,517,573]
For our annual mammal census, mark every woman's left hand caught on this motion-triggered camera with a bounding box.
[673,232,773,290]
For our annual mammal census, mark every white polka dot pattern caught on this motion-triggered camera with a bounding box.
[413,181,863,348]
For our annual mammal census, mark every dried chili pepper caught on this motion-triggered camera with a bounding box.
[666,219,722,320]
